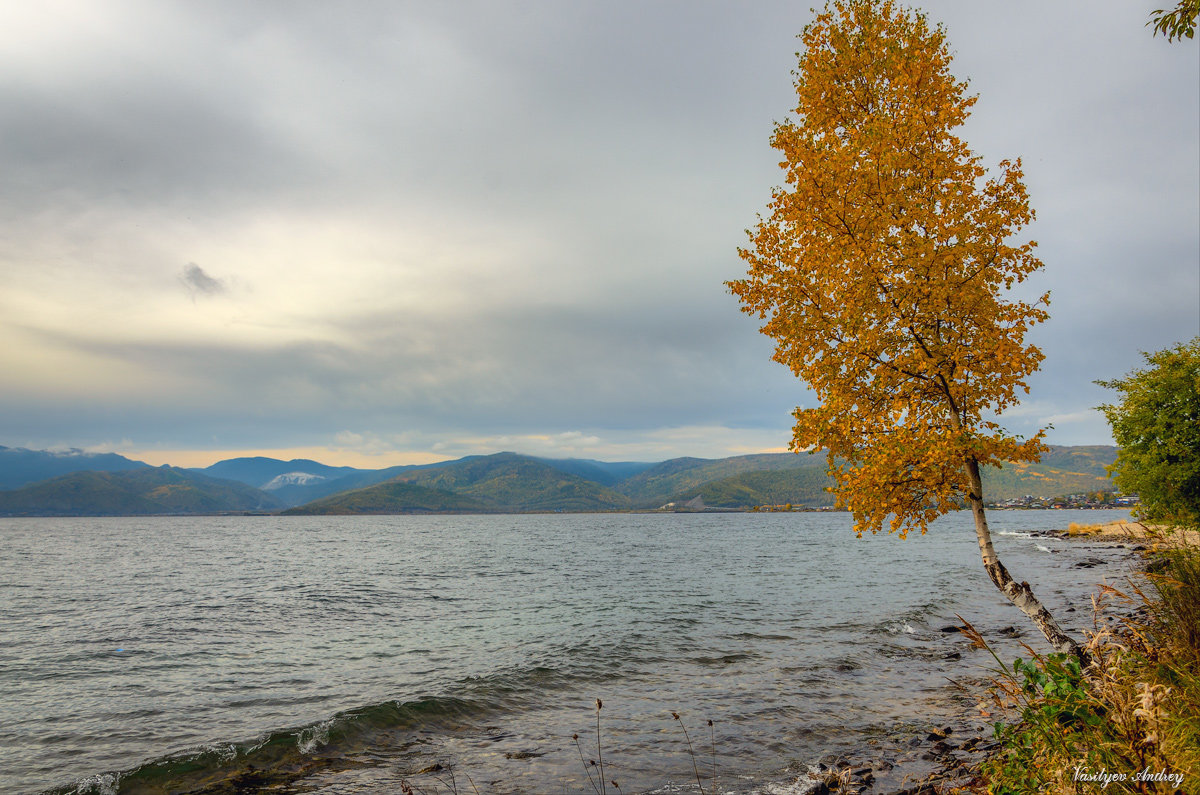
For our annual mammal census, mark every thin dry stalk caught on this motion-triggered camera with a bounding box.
[708,718,717,790]
[595,699,607,795]
[573,732,602,795]
[671,711,705,795]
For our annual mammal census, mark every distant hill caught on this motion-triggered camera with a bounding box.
[193,457,377,508]
[1036,445,1117,478]
[0,467,283,516]
[192,457,467,507]
[285,452,635,513]
[980,460,1113,501]
[0,445,149,490]
[391,452,633,511]
[0,444,1120,515]
[282,480,491,515]
[532,457,655,487]
[197,456,366,487]
[614,452,829,507]
[665,466,837,510]
[273,466,424,506]
[643,448,1119,511]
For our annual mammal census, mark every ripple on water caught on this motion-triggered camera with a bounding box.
[0,509,1138,794]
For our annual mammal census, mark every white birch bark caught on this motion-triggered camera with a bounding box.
[964,456,1087,663]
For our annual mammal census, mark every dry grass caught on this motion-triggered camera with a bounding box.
[1065,521,1106,537]
[1065,521,1200,548]
[971,534,1200,794]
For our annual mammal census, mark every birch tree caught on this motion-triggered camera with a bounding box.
[729,0,1084,659]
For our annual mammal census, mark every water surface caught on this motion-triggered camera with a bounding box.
[0,510,1137,793]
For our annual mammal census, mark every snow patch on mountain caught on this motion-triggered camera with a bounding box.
[262,472,328,490]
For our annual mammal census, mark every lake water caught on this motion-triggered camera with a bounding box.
[0,510,1138,794]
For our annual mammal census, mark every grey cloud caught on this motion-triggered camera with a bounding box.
[0,1,798,225]
[1,291,800,449]
[0,0,1194,457]
[181,263,227,297]
[0,73,298,216]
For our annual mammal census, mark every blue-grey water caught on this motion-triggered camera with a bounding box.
[0,510,1137,794]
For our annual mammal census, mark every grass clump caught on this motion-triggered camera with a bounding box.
[972,534,1200,793]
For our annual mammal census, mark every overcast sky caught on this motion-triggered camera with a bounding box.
[0,0,1196,468]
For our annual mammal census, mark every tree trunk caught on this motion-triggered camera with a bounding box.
[964,456,1088,664]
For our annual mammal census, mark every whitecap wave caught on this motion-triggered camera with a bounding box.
[72,774,119,795]
[297,719,333,754]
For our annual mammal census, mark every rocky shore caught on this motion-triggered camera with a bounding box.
[760,710,1000,794]
[1044,519,1199,548]
[769,518,1184,795]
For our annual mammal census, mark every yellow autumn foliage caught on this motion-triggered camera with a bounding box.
[730,0,1048,539]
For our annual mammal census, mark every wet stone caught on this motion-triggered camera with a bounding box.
[821,753,854,769]
[852,767,875,785]
[925,725,952,740]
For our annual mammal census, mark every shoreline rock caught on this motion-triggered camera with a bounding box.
[1042,519,1198,548]
[763,712,998,794]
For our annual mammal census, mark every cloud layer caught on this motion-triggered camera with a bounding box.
[0,0,1196,465]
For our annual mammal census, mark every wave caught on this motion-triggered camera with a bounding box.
[873,598,950,637]
[690,651,761,667]
[53,666,584,795]
[884,620,918,635]
[55,695,491,794]
[725,632,796,641]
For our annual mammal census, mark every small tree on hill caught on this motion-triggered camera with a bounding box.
[729,0,1083,659]
[1098,337,1200,526]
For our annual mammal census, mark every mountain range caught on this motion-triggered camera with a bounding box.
[0,443,1119,517]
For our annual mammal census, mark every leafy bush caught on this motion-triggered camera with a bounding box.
[1098,337,1200,526]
